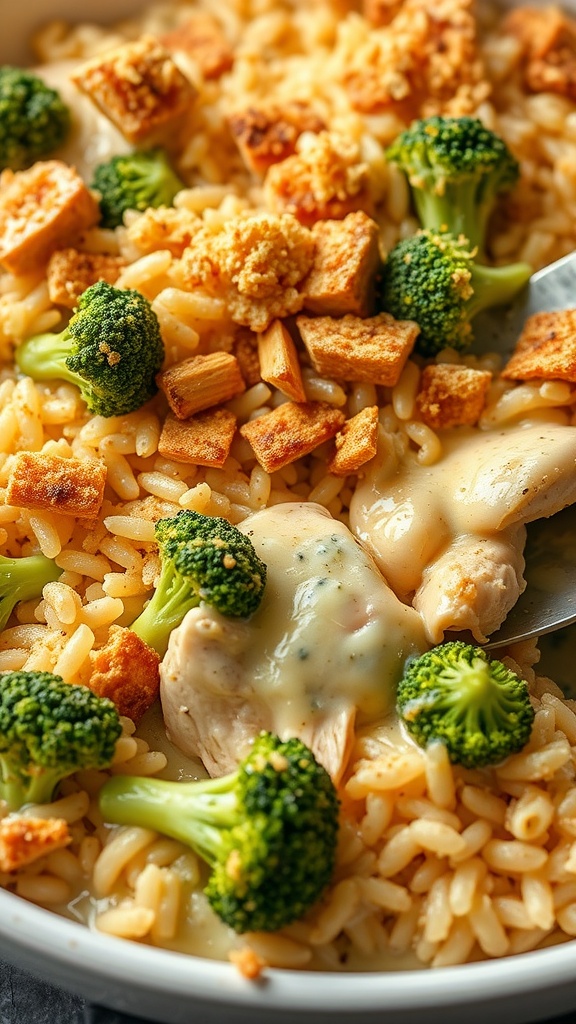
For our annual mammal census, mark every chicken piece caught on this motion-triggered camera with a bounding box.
[0,161,100,275]
[88,625,160,723]
[160,502,428,782]
[228,101,325,176]
[302,211,381,318]
[351,422,576,642]
[0,816,70,873]
[161,13,234,81]
[47,248,127,308]
[6,452,106,520]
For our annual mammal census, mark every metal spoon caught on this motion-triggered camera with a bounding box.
[461,250,576,649]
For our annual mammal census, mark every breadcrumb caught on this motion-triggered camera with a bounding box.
[504,5,576,99]
[47,248,127,308]
[88,625,160,723]
[229,100,325,176]
[126,206,202,258]
[161,13,234,81]
[0,817,71,874]
[229,946,266,980]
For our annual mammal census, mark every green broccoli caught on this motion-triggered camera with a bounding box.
[15,280,164,417]
[130,509,267,656]
[396,641,535,768]
[0,66,71,171]
[100,730,339,933]
[0,670,122,811]
[380,229,532,356]
[386,115,520,257]
[92,149,185,229]
[0,553,60,632]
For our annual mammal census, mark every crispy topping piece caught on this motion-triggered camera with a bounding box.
[257,320,306,402]
[504,6,576,99]
[415,364,492,429]
[328,405,379,476]
[47,248,127,308]
[0,161,100,275]
[158,408,237,467]
[157,352,245,420]
[6,451,107,519]
[303,211,381,317]
[232,332,261,388]
[502,309,576,383]
[161,13,234,80]
[240,401,345,473]
[71,36,197,146]
[297,312,419,385]
[0,816,71,873]
[88,625,160,723]
[126,206,201,258]
[229,101,325,176]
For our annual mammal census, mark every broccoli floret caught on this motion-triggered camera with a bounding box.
[92,149,185,229]
[15,280,164,417]
[0,66,71,171]
[386,116,520,257]
[380,229,532,356]
[130,509,267,656]
[0,553,60,632]
[100,731,339,933]
[0,670,122,811]
[396,641,535,768]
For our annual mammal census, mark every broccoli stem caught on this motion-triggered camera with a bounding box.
[0,761,65,812]
[130,562,201,656]
[413,186,486,254]
[15,331,80,388]
[0,553,61,632]
[469,261,532,318]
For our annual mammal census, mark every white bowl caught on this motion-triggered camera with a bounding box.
[1,3,576,1022]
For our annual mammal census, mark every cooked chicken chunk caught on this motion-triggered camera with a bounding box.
[351,422,576,642]
[160,502,427,782]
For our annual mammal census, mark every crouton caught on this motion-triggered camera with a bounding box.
[0,161,100,275]
[157,352,245,420]
[327,405,379,475]
[501,309,576,383]
[257,320,306,402]
[126,206,202,258]
[0,816,71,874]
[363,0,405,26]
[229,101,325,176]
[88,625,160,723]
[297,312,419,386]
[71,36,197,146]
[158,408,237,467]
[233,331,261,387]
[239,401,345,473]
[179,212,315,331]
[161,13,234,80]
[47,248,127,308]
[415,364,492,429]
[264,131,374,228]
[504,6,576,99]
[6,451,107,519]
[302,211,381,317]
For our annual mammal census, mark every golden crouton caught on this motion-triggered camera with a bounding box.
[6,451,107,519]
[264,131,374,228]
[47,248,127,308]
[157,352,245,420]
[71,36,197,146]
[501,309,576,383]
[0,161,100,275]
[179,212,315,331]
[126,206,201,258]
[88,625,160,723]
[363,0,405,26]
[257,320,306,402]
[415,364,492,429]
[297,312,420,386]
[302,212,381,317]
[232,331,261,387]
[161,13,234,80]
[504,6,576,99]
[0,816,71,874]
[240,401,345,473]
[158,408,237,467]
[228,101,325,176]
[328,405,379,475]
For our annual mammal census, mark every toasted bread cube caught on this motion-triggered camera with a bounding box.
[297,312,419,386]
[327,405,379,475]
[257,320,306,402]
[415,364,492,429]
[0,817,71,874]
[0,162,100,275]
[88,625,160,723]
[6,452,107,519]
[157,351,245,420]
[47,248,127,308]
[240,401,345,473]
[229,101,325,176]
[502,310,576,383]
[303,212,381,317]
[71,36,197,145]
[161,13,234,80]
[233,332,261,388]
[158,408,237,467]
